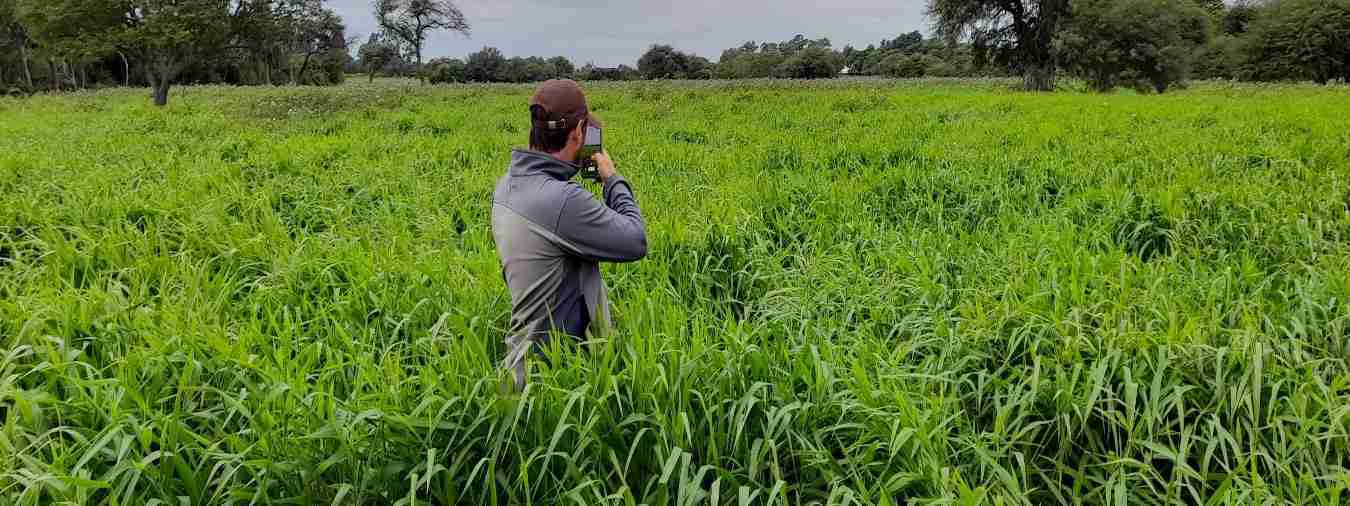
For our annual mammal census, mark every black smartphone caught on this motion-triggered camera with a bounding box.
[577,125,602,181]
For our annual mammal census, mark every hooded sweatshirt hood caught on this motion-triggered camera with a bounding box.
[510,148,579,181]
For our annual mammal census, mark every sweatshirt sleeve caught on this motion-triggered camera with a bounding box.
[552,174,648,262]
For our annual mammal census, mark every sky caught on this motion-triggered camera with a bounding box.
[328,0,931,67]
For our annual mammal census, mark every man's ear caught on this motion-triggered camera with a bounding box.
[570,121,586,144]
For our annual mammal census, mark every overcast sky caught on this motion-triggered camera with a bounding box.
[328,0,931,67]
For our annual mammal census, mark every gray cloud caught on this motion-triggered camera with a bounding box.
[328,0,930,66]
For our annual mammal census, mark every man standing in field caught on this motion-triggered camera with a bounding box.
[491,79,648,390]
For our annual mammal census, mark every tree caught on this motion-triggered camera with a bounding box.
[282,1,347,85]
[717,49,786,78]
[226,0,347,87]
[358,33,400,82]
[881,31,924,52]
[374,0,469,83]
[501,56,548,82]
[1241,0,1350,84]
[123,0,231,105]
[880,53,934,77]
[424,56,464,83]
[0,0,33,89]
[465,46,504,82]
[1194,1,1262,79]
[928,0,1071,90]
[615,64,639,80]
[777,47,842,78]
[638,44,714,79]
[15,0,125,90]
[1222,1,1260,35]
[716,36,845,78]
[1193,0,1226,18]
[547,56,574,78]
[1057,0,1211,93]
[27,0,233,104]
[638,44,689,79]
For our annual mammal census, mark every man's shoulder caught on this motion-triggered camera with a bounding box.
[495,172,592,232]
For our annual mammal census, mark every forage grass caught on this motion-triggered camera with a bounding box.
[0,79,1348,504]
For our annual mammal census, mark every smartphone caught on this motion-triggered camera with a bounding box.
[577,125,602,181]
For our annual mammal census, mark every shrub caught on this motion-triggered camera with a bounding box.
[879,53,934,78]
[424,58,467,84]
[776,47,843,79]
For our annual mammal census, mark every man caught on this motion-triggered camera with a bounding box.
[491,79,648,390]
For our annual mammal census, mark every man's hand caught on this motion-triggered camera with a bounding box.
[592,151,617,183]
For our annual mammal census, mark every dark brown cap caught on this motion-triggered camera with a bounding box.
[530,79,601,131]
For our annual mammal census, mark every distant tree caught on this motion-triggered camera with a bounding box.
[637,44,712,79]
[684,54,713,79]
[547,56,574,78]
[881,31,924,52]
[615,64,640,80]
[725,51,786,78]
[374,0,469,83]
[1194,34,1244,79]
[504,56,554,82]
[777,47,842,78]
[424,56,464,83]
[15,0,125,89]
[285,2,347,85]
[27,0,232,104]
[1,0,34,89]
[1240,0,1350,84]
[1193,0,1226,18]
[128,0,233,105]
[358,34,399,82]
[574,62,595,80]
[465,46,505,82]
[928,0,1071,90]
[638,44,687,79]
[716,36,844,78]
[925,57,962,77]
[1058,0,1211,92]
[848,44,875,73]
[879,53,933,77]
[861,48,890,74]
[1194,1,1262,79]
[1222,0,1259,35]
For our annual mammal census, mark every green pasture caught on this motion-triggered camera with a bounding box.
[1,79,1349,504]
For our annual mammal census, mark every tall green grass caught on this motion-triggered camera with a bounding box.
[1,79,1349,504]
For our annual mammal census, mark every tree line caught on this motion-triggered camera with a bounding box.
[363,0,1349,93]
[2,0,1347,104]
[359,34,987,84]
[0,0,355,105]
[931,0,1350,91]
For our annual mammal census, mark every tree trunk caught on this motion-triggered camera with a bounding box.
[153,77,171,106]
[148,54,179,107]
[416,45,425,84]
[19,44,33,89]
[368,64,376,83]
[295,51,314,86]
[1022,63,1055,91]
[118,51,130,87]
[48,59,58,91]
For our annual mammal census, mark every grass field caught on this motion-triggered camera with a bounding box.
[2,79,1349,505]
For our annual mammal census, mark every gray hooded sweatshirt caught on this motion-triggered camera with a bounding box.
[491,149,647,385]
